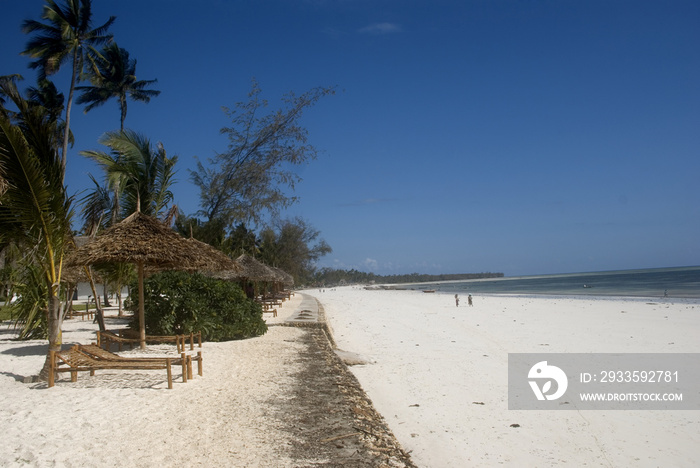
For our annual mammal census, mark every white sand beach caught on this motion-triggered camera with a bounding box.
[316,287,700,467]
[1,289,698,467]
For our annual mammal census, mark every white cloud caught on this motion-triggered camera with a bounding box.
[358,22,402,35]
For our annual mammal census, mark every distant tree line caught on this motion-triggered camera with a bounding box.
[313,269,503,286]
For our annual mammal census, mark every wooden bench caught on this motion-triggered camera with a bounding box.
[49,345,184,389]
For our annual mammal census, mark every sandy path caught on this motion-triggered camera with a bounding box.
[1,324,303,467]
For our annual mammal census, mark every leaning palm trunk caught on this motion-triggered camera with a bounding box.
[86,266,106,332]
[103,282,111,307]
[117,289,123,317]
[59,50,78,181]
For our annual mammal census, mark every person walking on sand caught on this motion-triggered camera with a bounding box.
[468,294,473,306]
[455,294,459,307]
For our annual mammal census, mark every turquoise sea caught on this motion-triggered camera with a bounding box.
[408,266,700,298]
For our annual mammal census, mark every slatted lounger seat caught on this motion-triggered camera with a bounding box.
[49,345,182,389]
[78,344,203,380]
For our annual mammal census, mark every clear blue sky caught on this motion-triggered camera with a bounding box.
[2,0,699,276]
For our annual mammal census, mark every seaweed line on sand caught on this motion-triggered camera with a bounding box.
[272,299,416,467]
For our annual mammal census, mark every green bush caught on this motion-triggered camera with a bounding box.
[0,305,13,321]
[126,271,267,341]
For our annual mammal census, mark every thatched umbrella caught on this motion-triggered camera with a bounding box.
[235,254,277,282]
[271,267,294,288]
[66,211,209,349]
[186,237,243,277]
[228,254,279,298]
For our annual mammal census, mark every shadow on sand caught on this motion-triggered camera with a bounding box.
[1,344,47,357]
[0,371,30,382]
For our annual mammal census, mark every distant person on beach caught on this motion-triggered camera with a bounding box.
[455,294,459,307]
[468,294,473,306]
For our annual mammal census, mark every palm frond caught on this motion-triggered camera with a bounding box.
[0,110,72,285]
[79,173,112,234]
[76,42,159,127]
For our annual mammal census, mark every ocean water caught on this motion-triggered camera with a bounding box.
[405,266,700,299]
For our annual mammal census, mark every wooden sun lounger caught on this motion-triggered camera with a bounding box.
[257,296,284,317]
[78,344,203,380]
[49,345,182,389]
[66,308,95,320]
[277,291,293,300]
[97,330,203,353]
[261,302,278,317]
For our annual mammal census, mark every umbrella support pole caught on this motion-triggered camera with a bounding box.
[138,262,146,350]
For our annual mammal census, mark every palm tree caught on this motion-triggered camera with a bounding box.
[81,130,178,220]
[22,0,115,179]
[77,43,160,130]
[81,130,177,314]
[0,78,74,380]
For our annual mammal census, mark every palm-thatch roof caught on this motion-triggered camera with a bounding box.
[62,236,99,283]
[186,237,243,275]
[62,264,103,284]
[271,266,294,287]
[65,211,206,270]
[234,254,278,282]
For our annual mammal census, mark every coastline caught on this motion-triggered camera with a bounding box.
[314,287,700,467]
[387,265,700,299]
